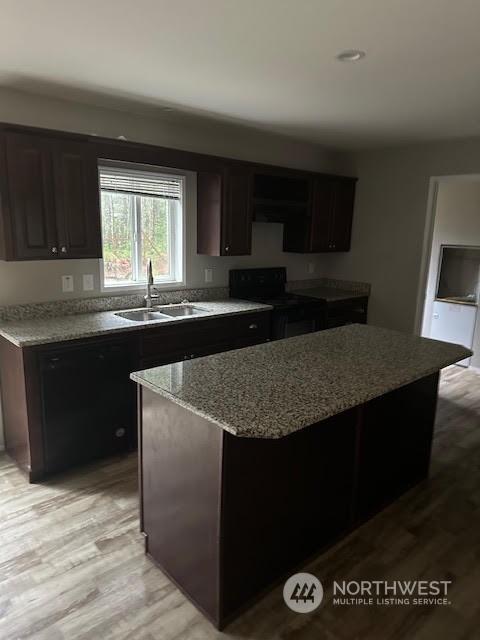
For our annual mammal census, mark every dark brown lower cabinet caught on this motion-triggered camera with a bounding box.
[325,296,369,328]
[0,335,138,481]
[0,311,271,480]
[138,311,269,368]
[139,372,439,629]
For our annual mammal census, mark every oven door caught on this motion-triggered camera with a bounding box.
[284,318,319,338]
[271,305,326,340]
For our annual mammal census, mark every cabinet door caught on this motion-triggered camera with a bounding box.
[197,166,252,256]
[197,171,223,256]
[5,132,58,260]
[330,178,356,252]
[309,177,335,252]
[222,167,252,256]
[52,141,102,258]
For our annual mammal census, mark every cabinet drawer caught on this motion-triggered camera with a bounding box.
[139,312,270,360]
[140,317,228,357]
[139,341,232,370]
[228,312,270,340]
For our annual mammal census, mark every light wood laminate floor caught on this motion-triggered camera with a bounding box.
[1,366,480,640]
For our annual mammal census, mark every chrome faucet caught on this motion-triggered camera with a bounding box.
[144,259,159,309]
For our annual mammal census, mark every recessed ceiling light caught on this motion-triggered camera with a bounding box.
[336,49,366,62]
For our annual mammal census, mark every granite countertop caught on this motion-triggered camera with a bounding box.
[131,324,470,439]
[435,296,478,307]
[292,286,367,302]
[0,300,272,347]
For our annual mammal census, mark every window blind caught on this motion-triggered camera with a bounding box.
[99,169,181,200]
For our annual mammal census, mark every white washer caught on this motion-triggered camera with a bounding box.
[430,300,477,367]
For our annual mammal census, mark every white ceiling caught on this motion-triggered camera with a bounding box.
[1,0,480,150]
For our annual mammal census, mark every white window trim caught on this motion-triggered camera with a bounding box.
[99,163,186,294]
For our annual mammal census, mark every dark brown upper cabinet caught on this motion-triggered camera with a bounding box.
[0,122,358,261]
[197,164,252,256]
[1,132,57,260]
[327,177,357,252]
[52,140,102,259]
[284,176,357,253]
[0,131,101,261]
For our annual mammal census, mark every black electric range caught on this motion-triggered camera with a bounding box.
[229,267,327,340]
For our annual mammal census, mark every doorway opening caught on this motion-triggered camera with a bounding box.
[416,176,480,370]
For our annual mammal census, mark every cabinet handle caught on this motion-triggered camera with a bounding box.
[61,246,67,254]
[51,246,58,254]
[115,428,126,438]
[249,323,258,330]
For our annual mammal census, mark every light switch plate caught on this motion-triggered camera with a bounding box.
[308,262,315,274]
[204,268,213,283]
[62,275,74,293]
[83,274,94,291]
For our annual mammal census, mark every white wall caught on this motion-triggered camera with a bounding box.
[0,87,349,307]
[317,138,480,334]
[421,180,480,368]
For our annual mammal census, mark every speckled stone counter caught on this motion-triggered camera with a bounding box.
[132,324,470,438]
[0,299,271,347]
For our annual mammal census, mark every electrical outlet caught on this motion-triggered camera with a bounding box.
[204,268,213,283]
[308,262,315,274]
[83,274,94,291]
[62,275,74,293]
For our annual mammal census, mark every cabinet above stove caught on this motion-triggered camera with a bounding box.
[197,161,357,257]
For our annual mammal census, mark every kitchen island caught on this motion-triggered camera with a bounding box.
[131,324,470,629]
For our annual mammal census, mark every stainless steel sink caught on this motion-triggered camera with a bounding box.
[154,304,207,317]
[115,309,170,322]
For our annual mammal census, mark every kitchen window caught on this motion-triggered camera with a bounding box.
[99,164,184,289]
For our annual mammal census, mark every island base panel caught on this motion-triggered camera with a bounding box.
[220,410,357,620]
[141,388,223,627]
[140,373,440,629]
[355,372,439,522]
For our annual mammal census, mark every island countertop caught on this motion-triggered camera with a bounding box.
[131,324,471,439]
